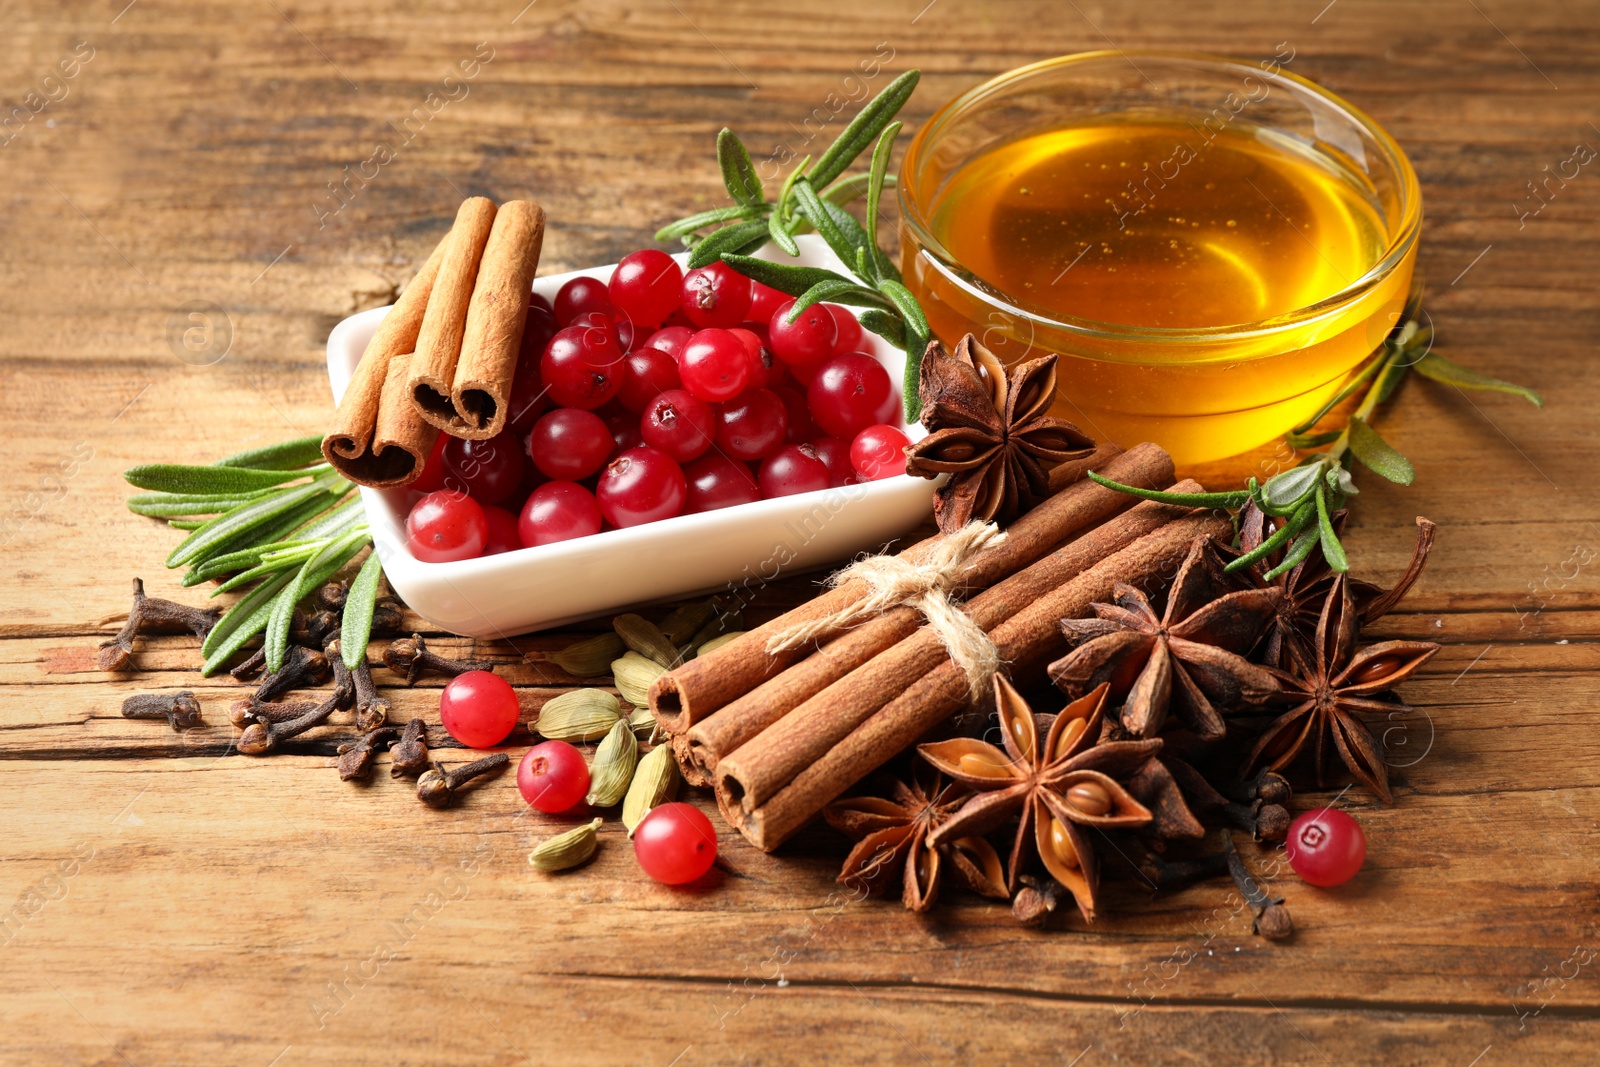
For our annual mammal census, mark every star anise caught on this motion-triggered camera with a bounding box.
[921,676,1172,921]
[903,334,1094,534]
[1247,573,1439,802]
[824,766,1008,912]
[1238,500,1437,668]
[1048,538,1283,741]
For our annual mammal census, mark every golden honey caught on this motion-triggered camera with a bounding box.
[901,97,1419,465]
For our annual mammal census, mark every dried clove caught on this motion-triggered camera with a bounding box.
[99,578,222,672]
[322,637,357,711]
[317,580,348,614]
[291,609,340,650]
[1211,797,1291,844]
[388,717,430,778]
[1221,769,1293,808]
[337,726,399,781]
[121,691,204,731]
[1012,876,1063,927]
[1223,834,1294,941]
[383,633,493,685]
[1136,848,1231,892]
[370,596,404,635]
[417,752,509,808]
[350,655,390,732]
[229,698,320,728]
[252,645,331,704]
[230,648,268,682]
[237,691,341,755]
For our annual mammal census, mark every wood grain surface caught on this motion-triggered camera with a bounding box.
[2,1,1598,1063]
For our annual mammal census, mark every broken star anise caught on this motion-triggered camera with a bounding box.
[921,676,1165,921]
[903,334,1094,534]
[1247,573,1439,802]
[1048,537,1283,741]
[824,766,1008,913]
[1238,501,1437,669]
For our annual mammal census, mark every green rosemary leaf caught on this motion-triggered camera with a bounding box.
[1086,472,1253,509]
[1289,351,1387,436]
[1264,521,1323,581]
[791,179,861,271]
[214,435,326,470]
[125,462,324,495]
[857,308,907,350]
[1412,352,1544,407]
[807,69,921,192]
[767,209,801,256]
[264,528,370,672]
[200,569,295,668]
[686,219,772,270]
[1314,485,1350,573]
[1285,428,1344,450]
[341,550,385,670]
[822,198,874,264]
[717,128,766,208]
[166,475,342,569]
[773,153,811,220]
[211,544,322,595]
[788,278,884,318]
[1261,464,1324,514]
[168,519,206,530]
[127,489,278,518]
[1346,417,1415,485]
[876,279,932,421]
[262,567,305,674]
[653,204,765,243]
[1376,355,1412,404]
[824,170,894,206]
[865,121,902,283]
[719,255,859,299]
[1225,499,1315,573]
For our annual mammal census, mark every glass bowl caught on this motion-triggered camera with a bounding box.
[898,50,1421,465]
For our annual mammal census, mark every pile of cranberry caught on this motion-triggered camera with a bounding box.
[405,250,912,564]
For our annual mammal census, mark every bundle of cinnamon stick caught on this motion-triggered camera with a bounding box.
[648,440,1232,851]
[322,197,546,488]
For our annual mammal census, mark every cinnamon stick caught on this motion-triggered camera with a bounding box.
[741,512,1232,850]
[449,200,546,439]
[714,483,1205,815]
[682,448,1177,780]
[409,197,497,429]
[321,235,448,488]
[650,442,1171,734]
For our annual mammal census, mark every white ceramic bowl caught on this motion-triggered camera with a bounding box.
[325,235,935,638]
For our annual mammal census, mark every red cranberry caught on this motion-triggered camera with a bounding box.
[527,408,614,481]
[807,352,896,439]
[769,298,837,367]
[758,444,831,498]
[828,304,864,357]
[680,262,752,329]
[680,328,752,402]
[540,324,625,410]
[850,424,911,481]
[596,447,688,527]
[716,388,788,461]
[746,281,787,327]
[617,347,683,414]
[808,436,857,488]
[641,388,717,463]
[481,505,522,554]
[553,275,614,326]
[519,481,603,546]
[777,386,820,443]
[642,325,694,363]
[443,430,524,506]
[683,453,761,513]
[609,249,684,328]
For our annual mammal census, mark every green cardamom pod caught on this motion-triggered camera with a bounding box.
[627,704,661,743]
[535,688,622,742]
[611,651,667,709]
[623,744,682,834]
[528,817,603,872]
[613,613,681,668]
[546,633,627,678]
[657,600,716,647]
[585,718,639,808]
[696,631,746,658]
[686,611,744,654]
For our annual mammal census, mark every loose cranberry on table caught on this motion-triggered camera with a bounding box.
[680,261,752,329]
[777,386,820,443]
[443,430,524,506]
[617,347,683,413]
[519,481,603,547]
[527,408,614,481]
[808,436,856,488]
[519,740,590,813]
[439,670,520,748]
[746,280,787,326]
[679,328,752,402]
[642,325,693,363]
[633,802,718,885]
[769,298,837,367]
[596,446,688,527]
[609,248,684,328]
[759,444,831,498]
[808,352,896,439]
[683,452,761,513]
[828,303,864,356]
[716,387,788,461]
[640,389,717,463]
[541,324,625,410]
[850,424,911,481]
[480,505,523,555]
[553,275,614,326]
[407,490,488,563]
[1286,808,1367,887]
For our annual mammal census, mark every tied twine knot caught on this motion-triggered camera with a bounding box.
[764,522,1006,703]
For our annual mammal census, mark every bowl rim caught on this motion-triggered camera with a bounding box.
[897,49,1423,349]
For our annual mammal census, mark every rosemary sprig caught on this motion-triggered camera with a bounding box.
[1090,311,1543,577]
[122,435,387,675]
[656,70,934,419]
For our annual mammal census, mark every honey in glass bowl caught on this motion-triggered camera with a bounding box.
[899,52,1421,465]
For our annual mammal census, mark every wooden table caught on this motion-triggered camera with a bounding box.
[3,1,1596,1062]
